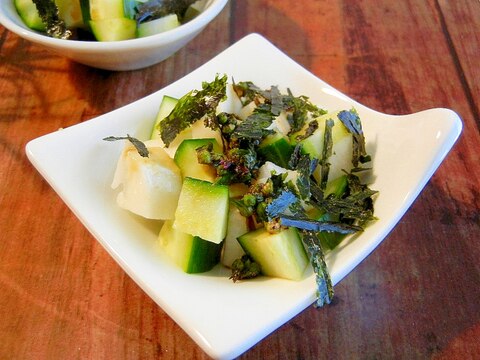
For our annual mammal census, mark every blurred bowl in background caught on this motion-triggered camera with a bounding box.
[0,0,228,71]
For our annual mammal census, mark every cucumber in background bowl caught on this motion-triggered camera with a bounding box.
[0,0,228,70]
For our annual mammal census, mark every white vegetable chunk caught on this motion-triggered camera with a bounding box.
[256,161,298,184]
[221,204,248,268]
[112,140,182,220]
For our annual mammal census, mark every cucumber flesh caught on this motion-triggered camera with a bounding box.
[292,111,353,183]
[221,204,248,268]
[87,0,125,21]
[173,177,229,244]
[136,14,180,38]
[238,227,309,281]
[310,175,349,250]
[56,0,84,28]
[15,0,45,31]
[182,0,206,23]
[89,18,136,41]
[150,95,179,140]
[174,138,220,182]
[258,132,293,169]
[159,220,222,273]
[150,96,195,158]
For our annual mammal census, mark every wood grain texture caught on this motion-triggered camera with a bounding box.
[0,0,479,359]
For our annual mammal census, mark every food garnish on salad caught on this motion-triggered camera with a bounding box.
[105,74,378,307]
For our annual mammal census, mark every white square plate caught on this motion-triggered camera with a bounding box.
[26,33,462,359]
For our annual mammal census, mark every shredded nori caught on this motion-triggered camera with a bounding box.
[32,0,71,39]
[103,135,149,158]
[301,231,334,307]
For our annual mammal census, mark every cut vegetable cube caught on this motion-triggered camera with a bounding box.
[237,227,309,280]
[292,111,353,183]
[182,0,207,23]
[150,95,178,140]
[221,204,248,268]
[174,138,220,182]
[136,14,180,38]
[159,220,222,273]
[15,0,45,31]
[85,0,125,21]
[173,177,229,244]
[89,18,136,41]
[258,132,293,168]
[111,141,182,220]
[56,0,84,28]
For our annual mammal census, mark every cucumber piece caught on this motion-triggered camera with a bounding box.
[309,175,349,250]
[123,0,141,19]
[221,204,248,268]
[182,0,206,23]
[173,177,229,244]
[292,111,353,183]
[159,220,222,273]
[136,14,180,38]
[149,95,198,158]
[150,95,179,140]
[89,18,136,41]
[290,112,338,157]
[14,0,45,31]
[238,227,309,281]
[190,119,223,146]
[258,132,293,169]
[174,138,220,182]
[325,174,348,198]
[82,0,125,21]
[56,0,84,28]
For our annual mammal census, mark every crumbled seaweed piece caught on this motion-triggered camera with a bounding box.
[294,152,318,199]
[295,119,319,142]
[318,118,335,189]
[337,109,371,167]
[232,105,274,140]
[103,135,149,157]
[135,0,196,23]
[301,231,334,307]
[32,0,71,39]
[279,215,362,233]
[265,190,298,219]
[159,74,227,147]
[284,90,327,134]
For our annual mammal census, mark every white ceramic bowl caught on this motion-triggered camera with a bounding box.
[0,0,228,71]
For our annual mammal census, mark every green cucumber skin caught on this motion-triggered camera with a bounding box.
[159,220,221,274]
[238,227,309,281]
[79,0,91,23]
[258,134,293,169]
[174,177,230,244]
[14,0,45,31]
[314,175,349,250]
[136,14,180,38]
[186,236,222,273]
[151,95,179,140]
[174,138,220,181]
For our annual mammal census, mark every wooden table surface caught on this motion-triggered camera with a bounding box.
[1,1,479,359]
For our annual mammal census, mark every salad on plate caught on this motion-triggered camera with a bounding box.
[106,74,378,307]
